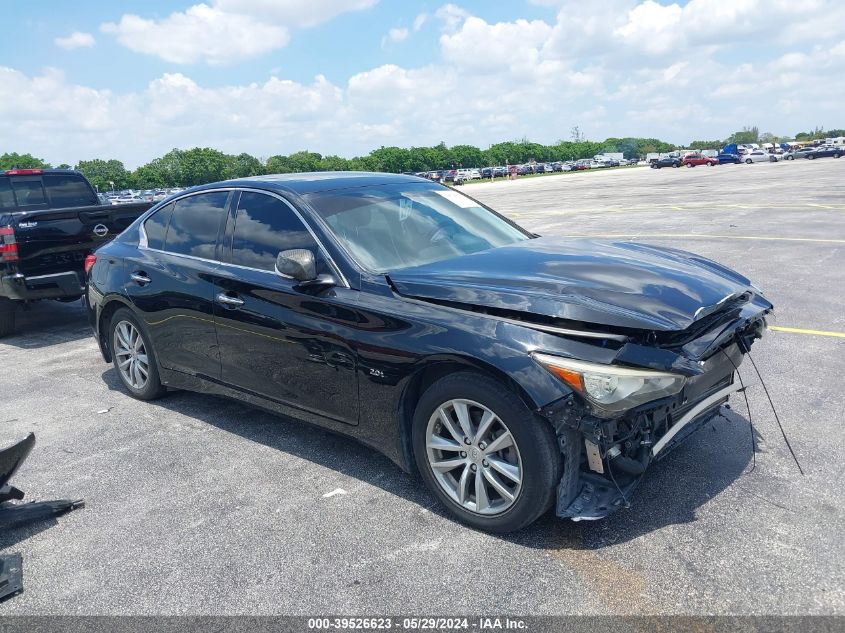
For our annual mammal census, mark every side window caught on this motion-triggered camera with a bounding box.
[43,174,97,207]
[10,178,46,207]
[164,192,228,259]
[143,203,174,250]
[231,192,327,274]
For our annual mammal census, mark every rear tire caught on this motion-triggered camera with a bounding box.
[745,159,753,164]
[807,154,815,160]
[109,308,166,401]
[0,298,16,338]
[412,371,563,533]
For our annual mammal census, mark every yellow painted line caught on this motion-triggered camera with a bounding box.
[558,233,845,244]
[770,326,845,339]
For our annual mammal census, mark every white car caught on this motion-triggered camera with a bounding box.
[743,150,779,164]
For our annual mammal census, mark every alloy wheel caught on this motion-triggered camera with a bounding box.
[425,399,523,515]
[113,320,150,390]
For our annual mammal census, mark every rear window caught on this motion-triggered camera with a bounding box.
[10,177,46,207]
[43,173,97,207]
[164,192,229,259]
[143,203,174,250]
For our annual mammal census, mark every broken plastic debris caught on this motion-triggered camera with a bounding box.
[322,488,347,498]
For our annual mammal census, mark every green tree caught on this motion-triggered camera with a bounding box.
[728,126,759,144]
[224,152,263,179]
[688,140,724,151]
[75,158,132,192]
[0,152,51,170]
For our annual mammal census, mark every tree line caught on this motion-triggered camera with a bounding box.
[2,127,839,191]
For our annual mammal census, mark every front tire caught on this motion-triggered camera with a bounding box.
[807,154,815,160]
[109,308,166,400]
[412,372,563,533]
[745,159,753,164]
[0,298,16,338]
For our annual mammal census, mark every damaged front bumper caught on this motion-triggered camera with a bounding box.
[540,317,763,521]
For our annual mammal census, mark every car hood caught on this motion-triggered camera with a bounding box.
[387,237,771,331]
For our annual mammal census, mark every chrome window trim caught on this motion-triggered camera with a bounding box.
[139,186,349,288]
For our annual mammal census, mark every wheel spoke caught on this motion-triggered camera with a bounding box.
[456,465,471,504]
[136,362,149,377]
[453,401,474,439]
[427,436,463,452]
[136,353,148,366]
[486,456,521,484]
[483,431,514,455]
[431,457,466,472]
[474,470,490,512]
[482,467,515,501]
[117,357,131,370]
[437,408,465,444]
[473,410,496,444]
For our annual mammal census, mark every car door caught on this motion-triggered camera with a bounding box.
[211,190,360,425]
[124,190,231,380]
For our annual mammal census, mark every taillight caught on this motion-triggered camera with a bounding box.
[84,254,97,275]
[0,226,18,262]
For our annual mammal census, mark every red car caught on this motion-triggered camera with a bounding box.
[682,153,719,167]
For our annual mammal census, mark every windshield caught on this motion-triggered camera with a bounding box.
[304,182,531,272]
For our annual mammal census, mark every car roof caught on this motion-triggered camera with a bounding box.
[191,171,428,196]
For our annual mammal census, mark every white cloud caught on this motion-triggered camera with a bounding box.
[383,27,409,46]
[214,0,378,27]
[102,0,377,65]
[101,4,289,65]
[54,31,96,50]
[413,13,428,31]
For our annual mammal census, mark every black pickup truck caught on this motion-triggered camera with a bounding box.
[0,169,151,337]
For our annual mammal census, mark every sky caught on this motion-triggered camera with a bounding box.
[1,0,843,168]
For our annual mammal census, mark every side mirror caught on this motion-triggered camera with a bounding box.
[275,249,317,282]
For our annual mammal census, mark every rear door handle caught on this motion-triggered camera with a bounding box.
[215,292,245,308]
[130,272,151,286]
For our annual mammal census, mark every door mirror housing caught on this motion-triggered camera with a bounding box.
[275,249,317,282]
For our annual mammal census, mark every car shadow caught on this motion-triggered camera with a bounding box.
[0,299,91,350]
[99,368,753,550]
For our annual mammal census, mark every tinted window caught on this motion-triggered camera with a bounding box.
[231,192,326,273]
[43,174,97,207]
[143,203,174,250]
[0,177,13,210]
[11,178,46,207]
[164,192,228,259]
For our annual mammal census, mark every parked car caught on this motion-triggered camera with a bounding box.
[717,153,742,164]
[86,172,772,532]
[783,147,816,160]
[743,150,778,164]
[682,154,718,167]
[805,146,842,160]
[650,156,683,168]
[0,168,151,337]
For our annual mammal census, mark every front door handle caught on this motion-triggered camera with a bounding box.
[216,292,245,308]
[130,272,151,286]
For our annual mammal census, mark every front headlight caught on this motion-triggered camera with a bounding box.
[532,353,686,414]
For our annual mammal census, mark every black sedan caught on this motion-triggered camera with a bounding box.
[85,173,772,532]
[650,156,682,168]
